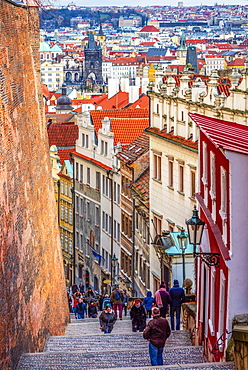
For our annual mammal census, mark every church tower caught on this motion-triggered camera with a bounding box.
[96,23,107,56]
[83,31,103,86]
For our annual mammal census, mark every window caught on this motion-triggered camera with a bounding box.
[82,133,85,147]
[69,209,73,224]
[102,175,105,194]
[153,215,162,239]
[117,184,120,204]
[86,135,89,148]
[114,182,117,202]
[220,167,227,218]
[87,167,90,185]
[80,198,83,216]
[202,142,208,185]
[210,152,216,200]
[96,171,100,190]
[153,153,161,181]
[75,162,79,180]
[61,205,64,220]
[117,223,120,242]
[64,236,68,252]
[168,160,173,187]
[60,181,64,194]
[65,182,68,196]
[181,111,184,121]
[61,234,64,249]
[104,142,108,156]
[80,164,83,183]
[101,140,104,155]
[95,206,99,226]
[86,201,90,220]
[179,165,184,193]
[65,207,68,222]
[102,211,105,229]
[218,270,226,350]
[75,195,79,213]
[190,170,196,198]
[156,104,159,114]
[69,238,73,254]
[114,220,117,239]
[76,231,79,249]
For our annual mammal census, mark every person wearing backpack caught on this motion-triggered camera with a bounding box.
[110,284,124,320]
[102,294,112,310]
[142,291,154,318]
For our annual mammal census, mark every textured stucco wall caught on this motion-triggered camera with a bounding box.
[0,2,69,369]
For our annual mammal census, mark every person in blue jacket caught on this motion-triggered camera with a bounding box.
[169,279,185,330]
[75,298,87,319]
[142,291,154,318]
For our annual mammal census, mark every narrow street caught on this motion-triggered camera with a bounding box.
[17,314,235,370]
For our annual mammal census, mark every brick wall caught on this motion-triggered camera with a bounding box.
[0,2,69,369]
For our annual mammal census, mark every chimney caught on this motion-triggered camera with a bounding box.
[108,78,119,99]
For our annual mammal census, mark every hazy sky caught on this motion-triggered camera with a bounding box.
[56,0,248,6]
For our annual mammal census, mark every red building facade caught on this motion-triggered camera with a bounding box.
[189,113,248,362]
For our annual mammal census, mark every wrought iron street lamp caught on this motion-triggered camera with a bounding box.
[186,206,205,256]
[177,228,188,283]
[111,253,118,286]
[186,206,220,267]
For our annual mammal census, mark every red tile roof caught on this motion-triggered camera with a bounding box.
[227,58,245,67]
[189,113,248,155]
[117,132,149,164]
[74,152,112,171]
[91,108,148,129]
[42,84,50,100]
[131,167,149,202]
[96,91,129,110]
[47,122,78,163]
[145,127,198,151]
[126,94,149,109]
[140,25,159,32]
[109,118,149,146]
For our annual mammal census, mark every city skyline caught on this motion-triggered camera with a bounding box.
[55,0,248,7]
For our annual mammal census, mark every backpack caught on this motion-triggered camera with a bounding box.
[102,298,111,309]
[115,290,121,301]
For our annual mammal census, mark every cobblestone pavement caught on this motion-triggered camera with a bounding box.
[17,313,235,370]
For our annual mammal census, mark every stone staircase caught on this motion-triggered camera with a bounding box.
[17,314,235,370]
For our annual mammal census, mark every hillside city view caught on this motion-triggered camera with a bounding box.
[1,0,248,369]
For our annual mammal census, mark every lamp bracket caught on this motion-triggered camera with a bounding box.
[194,252,220,267]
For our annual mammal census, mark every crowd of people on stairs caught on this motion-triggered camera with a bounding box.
[68,280,185,366]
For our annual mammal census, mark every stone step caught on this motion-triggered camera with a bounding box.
[98,362,235,370]
[17,346,204,370]
[44,331,192,352]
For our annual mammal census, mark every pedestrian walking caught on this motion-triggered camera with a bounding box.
[85,287,95,306]
[122,289,129,317]
[75,298,87,319]
[169,279,185,330]
[142,291,154,318]
[110,285,124,320]
[130,299,146,332]
[99,304,117,333]
[143,307,171,366]
[88,301,98,318]
[102,294,112,310]
[72,294,80,318]
[79,283,84,294]
[154,281,172,318]
[72,283,78,295]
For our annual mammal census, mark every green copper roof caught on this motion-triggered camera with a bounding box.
[40,41,51,52]
[51,44,62,52]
